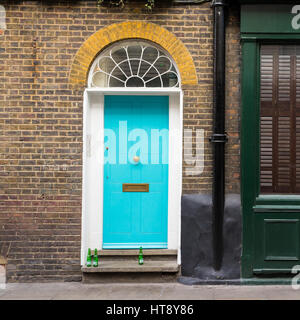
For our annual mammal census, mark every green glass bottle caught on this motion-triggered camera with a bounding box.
[86,248,92,267]
[138,247,144,265]
[93,248,98,267]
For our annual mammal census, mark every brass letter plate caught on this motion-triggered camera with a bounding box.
[122,183,149,192]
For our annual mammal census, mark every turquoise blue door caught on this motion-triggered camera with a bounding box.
[103,95,169,249]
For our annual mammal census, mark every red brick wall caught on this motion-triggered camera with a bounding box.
[0,0,240,281]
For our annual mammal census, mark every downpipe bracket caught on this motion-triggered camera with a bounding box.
[209,133,228,143]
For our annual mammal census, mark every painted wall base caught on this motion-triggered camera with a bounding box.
[180,194,242,282]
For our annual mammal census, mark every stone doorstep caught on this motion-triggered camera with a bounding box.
[91,249,177,256]
[82,260,179,273]
[82,250,179,275]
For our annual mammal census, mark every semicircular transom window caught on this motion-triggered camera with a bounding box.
[89,40,180,88]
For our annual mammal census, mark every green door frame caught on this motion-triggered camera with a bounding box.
[240,37,260,279]
[241,32,300,279]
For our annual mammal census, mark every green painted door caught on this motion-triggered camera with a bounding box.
[241,40,300,278]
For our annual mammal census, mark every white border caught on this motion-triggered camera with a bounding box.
[81,88,183,265]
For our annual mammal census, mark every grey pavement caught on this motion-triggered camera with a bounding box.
[0,282,300,300]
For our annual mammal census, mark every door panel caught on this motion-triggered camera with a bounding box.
[141,193,163,234]
[103,95,169,249]
[254,212,300,273]
[108,192,132,233]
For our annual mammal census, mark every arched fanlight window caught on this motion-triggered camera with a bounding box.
[88,40,180,88]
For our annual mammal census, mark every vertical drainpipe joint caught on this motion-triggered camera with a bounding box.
[209,133,228,143]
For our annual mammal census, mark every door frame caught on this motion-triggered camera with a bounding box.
[81,88,183,265]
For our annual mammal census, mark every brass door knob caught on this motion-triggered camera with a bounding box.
[133,156,140,163]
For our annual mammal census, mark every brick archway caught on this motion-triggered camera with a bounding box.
[69,21,198,87]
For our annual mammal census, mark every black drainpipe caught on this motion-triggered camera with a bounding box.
[210,0,228,271]
[175,0,228,272]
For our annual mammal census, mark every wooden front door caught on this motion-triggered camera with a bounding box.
[103,95,169,249]
[242,43,300,277]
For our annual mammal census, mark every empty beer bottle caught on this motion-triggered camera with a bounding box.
[93,248,98,267]
[86,248,92,267]
[138,247,144,265]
